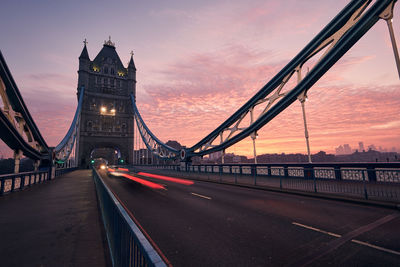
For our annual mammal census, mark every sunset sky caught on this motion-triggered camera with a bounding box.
[1,0,399,158]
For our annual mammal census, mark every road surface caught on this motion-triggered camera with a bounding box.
[99,169,400,266]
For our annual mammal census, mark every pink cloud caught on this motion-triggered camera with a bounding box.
[137,44,400,156]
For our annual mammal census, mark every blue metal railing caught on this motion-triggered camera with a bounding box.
[0,167,77,196]
[136,163,400,203]
[92,168,167,267]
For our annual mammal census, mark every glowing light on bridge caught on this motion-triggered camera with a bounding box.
[111,172,165,189]
[137,172,194,186]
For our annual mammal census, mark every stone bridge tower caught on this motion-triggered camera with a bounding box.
[76,38,135,167]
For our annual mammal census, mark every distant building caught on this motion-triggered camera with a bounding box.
[335,145,344,155]
[358,142,365,152]
[343,144,352,154]
[209,151,222,160]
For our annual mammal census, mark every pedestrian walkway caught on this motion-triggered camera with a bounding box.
[0,170,110,266]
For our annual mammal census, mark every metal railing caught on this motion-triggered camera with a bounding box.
[0,167,77,196]
[92,168,167,267]
[137,163,400,203]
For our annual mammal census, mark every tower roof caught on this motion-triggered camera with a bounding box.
[79,43,90,60]
[128,52,136,70]
[93,41,125,70]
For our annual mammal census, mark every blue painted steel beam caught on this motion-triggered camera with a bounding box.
[187,0,396,157]
[130,94,179,158]
[0,51,49,152]
[0,109,46,159]
[55,86,84,153]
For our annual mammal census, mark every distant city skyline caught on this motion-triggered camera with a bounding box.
[0,0,399,158]
[335,141,399,155]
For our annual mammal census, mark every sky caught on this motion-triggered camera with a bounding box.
[0,0,399,158]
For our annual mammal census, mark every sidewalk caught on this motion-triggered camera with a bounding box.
[0,170,110,266]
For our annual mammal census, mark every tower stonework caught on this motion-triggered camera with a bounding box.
[76,38,136,167]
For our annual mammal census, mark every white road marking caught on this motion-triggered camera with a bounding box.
[191,192,212,200]
[292,222,400,256]
[292,222,341,237]
[351,239,400,256]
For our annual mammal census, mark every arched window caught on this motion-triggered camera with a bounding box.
[111,68,115,75]
[122,123,127,133]
[104,66,108,74]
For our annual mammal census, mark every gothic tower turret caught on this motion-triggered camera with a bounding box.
[78,39,90,97]
[127,52,136,98]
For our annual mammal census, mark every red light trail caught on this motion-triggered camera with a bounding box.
[110,172,165,189]
[137,172,194,186]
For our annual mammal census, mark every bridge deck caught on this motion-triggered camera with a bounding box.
[0,170,110,266]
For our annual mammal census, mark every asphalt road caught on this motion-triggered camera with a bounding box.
[99,170,400,266]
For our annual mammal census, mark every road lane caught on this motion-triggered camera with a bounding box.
[99,170,400,266]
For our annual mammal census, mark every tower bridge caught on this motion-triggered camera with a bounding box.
[76,37,135,168]
[1,1,400,266]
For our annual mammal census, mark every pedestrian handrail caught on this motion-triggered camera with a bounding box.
[147,162,400,183]
[92,168,167,267]
[138,163,400,203]
[0,167,77,196]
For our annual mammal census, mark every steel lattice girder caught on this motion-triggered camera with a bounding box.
[187,0,397,157]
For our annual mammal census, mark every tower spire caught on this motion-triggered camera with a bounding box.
[79,38,90,60]
[128,50,136,70]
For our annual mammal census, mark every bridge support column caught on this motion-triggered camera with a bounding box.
[380,1,400,79]
[300,99,312,163]
[251,132,258,164]
[13,150,23,174]
[48,147,55,180]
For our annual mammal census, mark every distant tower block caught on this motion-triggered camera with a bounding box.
[359,141,365,152]
[76,37,136,167]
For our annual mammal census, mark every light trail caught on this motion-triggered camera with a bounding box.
[137,172,194,186]
[110,171,165,189]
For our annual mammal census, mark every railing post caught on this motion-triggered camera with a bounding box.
[20,175,25,190]
[312,167,317,193]
[362,170,368,200]
[0,179,4,195]
[367,165,377,182]
[219,165,222,182]
[283,165,289,178]
[48,147,55,180]
[11,176,15,192]
[253,165,257,186]
[334,165,342,180]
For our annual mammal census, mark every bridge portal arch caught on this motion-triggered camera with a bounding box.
[82,143,125,168]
